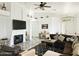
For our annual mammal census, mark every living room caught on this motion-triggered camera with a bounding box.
[0,1,79,56]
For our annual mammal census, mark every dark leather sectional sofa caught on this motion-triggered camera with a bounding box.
[50,34,78,54]
[0,45,21,56]
[50,34,74,41]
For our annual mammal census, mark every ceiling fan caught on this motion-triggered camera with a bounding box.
[34,2,51,10]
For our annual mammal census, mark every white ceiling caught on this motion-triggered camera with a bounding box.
[0,2,79,16]
[23,2,79,16]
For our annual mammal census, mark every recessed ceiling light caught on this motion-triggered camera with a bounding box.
[46,16,49,18]
[27,14,29,17]
[30,16,32,18]
[41,17,43,18]
[35,17,37,19]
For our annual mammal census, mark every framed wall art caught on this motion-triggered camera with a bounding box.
[42,24,48,29]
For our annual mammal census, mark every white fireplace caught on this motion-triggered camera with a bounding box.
[10,30,26,46]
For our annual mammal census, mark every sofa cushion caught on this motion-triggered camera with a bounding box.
[58,35,65,42]
[1,45,15,52]
[63,41,73,54]
[50,34,56,39]
[73,43,79,55]
[0,45,2,50]
[0,51,13,56]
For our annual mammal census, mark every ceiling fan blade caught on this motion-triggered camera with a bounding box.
[34,4,39,6]
[35,7,40,9]
[43,2,47,5]
[44,6,51,8]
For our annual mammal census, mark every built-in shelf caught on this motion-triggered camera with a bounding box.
[0,9,10,16]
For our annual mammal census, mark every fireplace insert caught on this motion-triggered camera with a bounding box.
[14,34,23,44]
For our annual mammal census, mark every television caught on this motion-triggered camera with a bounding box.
[13,20,26,30]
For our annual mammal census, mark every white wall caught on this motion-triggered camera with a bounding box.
[22,7,30,41]
[34,15,79,35]
[0,15,11,40]
[38,16,62,34]
[31,13,62,38]
[49,16,62,34]
[62,16,76,35]
[0,3,11,40]
[10,3,28,46]
[75,15,79,34]
[31,20,40,38]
